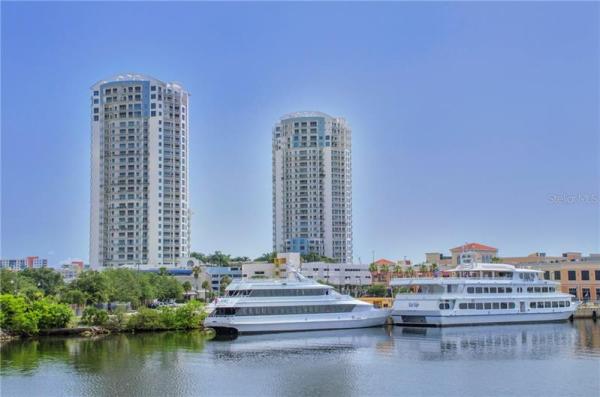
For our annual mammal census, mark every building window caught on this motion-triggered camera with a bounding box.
[554,271,561,280]
[544,271,550,280]
[568,288,577,298]
[568,271,576,281]
[581,270,590,281]
[582,288,591,301]
[595,270,600,281]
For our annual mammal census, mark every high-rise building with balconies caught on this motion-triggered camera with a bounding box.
[90,73,190,267]
[272,111,353,263]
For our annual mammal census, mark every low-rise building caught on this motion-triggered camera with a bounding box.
[242,262,276,279]
[520,255,600,302]
[0,256,48,271]
[425,252,453,269]
[450,243,498,265]
[59,259,87,282]
[205,266,242,292]
[299,262,372,288]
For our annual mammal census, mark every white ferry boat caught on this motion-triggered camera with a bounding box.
[204,271,391,335]
[390,263,579,326]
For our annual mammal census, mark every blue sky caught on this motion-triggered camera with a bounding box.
[1,2,598,265]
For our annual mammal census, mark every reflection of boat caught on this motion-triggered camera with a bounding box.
[210,328,391,353]
[389,322,581,360]
[204,271,391,335]
[391,263,579,326]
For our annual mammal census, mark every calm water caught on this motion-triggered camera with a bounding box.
[1,321,599,397]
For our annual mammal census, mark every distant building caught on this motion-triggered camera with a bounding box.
[59,259,87,282]
[0,256,47,271]
[272,112,353,263]
[450,243,498,265]
[425,252,452,269]
[299,262,371,287]
[242,262,276,279]
[90,73,190,268]
[205,266,242,292]
[523,255,600,302]
[369,258,410,286]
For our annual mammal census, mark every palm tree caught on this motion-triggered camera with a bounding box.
[419,264,428,276]
[394,265,404,278]
[192,265,201,291]
[219,276,232,295]
[431,263,439,275]
[201,280,211,299]
[368,263,378,273]
[406,267,415,277]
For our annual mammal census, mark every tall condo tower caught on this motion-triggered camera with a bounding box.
[272,111,353,263]
[90,73,190,268]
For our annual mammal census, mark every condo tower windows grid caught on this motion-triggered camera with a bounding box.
[272,111,353,263]
[90,74,190,267]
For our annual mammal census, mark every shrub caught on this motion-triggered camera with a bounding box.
[126,308,164,331]
[81,307,109,326]
[32,298,73,329]
[0,294,39,335]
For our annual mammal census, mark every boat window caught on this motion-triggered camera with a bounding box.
[493,302,500,309]
[459,303,467,309]
[506,288,512,293]
[498,287,505,293]
[537,302,544,308]
[550,287,555,292]
[468,303,475,309]
[534,287,541,293]
[475,287,483,294]
[552,301,558,308]
[542,287,548,293]
[544,301,551,308]
[527,287,533,293]
[467,287,474,294]
[483,287,489,293]
[490,287,497,293]
[500,303,508,309]
[484,303,492,310]
[439,303,450,310]
[566,301,570,307]
[559,301,565,307]
[476,303,484,310]
[508,302,515,309]
[530,302,536,308]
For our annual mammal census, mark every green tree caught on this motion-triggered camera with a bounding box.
[368,263,378,273]
[182,281,192,293]
[192,265,202,291]
[190,252,207,263]
[152,274,184,301]
[0,294,39,335]
[20,268,64,296]
[231,256,250,262]
[254,252,277,262]
[81,307,109,326]
[206,251,231,266]
[68,271,109,305]
[366,285,386,297]
[219,276,232,295]
[104,268,143,306]
[32,298,73,329]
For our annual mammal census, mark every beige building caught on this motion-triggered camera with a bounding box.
[450,243,498,265]
[523,257,600,302]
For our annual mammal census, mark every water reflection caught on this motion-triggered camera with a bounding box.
[1,321,598,397]
[1,331,208,375]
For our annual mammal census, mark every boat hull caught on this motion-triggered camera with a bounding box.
[391,310,574,327]
[205,310,391,334]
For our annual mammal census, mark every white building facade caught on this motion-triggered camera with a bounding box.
[272,112,353,263]
[299,262,371,287]
[90,73,190,268]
